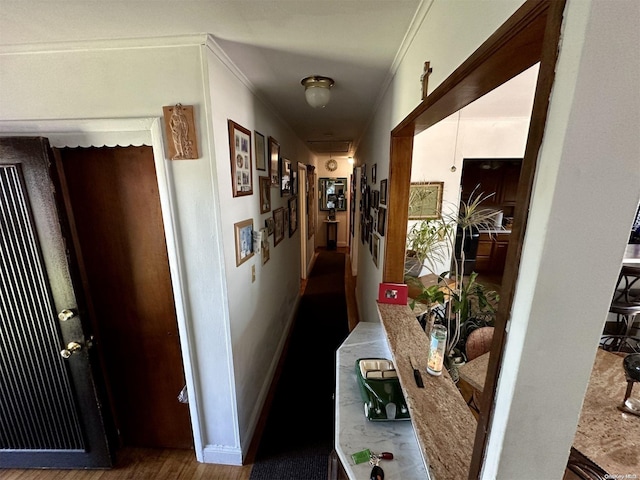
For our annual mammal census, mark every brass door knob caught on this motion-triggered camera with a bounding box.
[60,342,82,359]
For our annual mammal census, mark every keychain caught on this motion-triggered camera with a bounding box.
[350,448,393,480]
[369,452,393,480]
[369,455,384,480]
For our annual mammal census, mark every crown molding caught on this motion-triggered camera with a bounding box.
[0,34,208,55]
[354,0,434,154]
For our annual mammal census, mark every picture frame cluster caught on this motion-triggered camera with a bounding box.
[359,163,386,268]
[228,119,300,268]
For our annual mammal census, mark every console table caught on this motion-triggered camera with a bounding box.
[324,219,339,250]
[335,322,429,479]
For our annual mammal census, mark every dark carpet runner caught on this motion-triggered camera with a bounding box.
[250,251,350,480]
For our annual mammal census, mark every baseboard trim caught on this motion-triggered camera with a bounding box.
[202,444,243,466]
[239,293,301,462]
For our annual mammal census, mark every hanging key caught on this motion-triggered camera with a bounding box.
[370,463,384,480]
[369,454,384,480]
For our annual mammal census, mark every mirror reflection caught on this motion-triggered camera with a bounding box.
[319,177,347,211]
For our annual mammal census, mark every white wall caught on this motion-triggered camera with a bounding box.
[355,0,526,324]
[410,113,532,276]
[0,36,313,466]
[357,0,640,478]
[205,41,315,459]
[484,1,640,477]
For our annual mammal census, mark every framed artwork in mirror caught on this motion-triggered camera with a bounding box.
[377,207,386,236]
[228,120,253,197]
[408,181,444,220]
[380,179,387,206]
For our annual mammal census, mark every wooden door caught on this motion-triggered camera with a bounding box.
[0,137,112,468]
[56,146,192,449]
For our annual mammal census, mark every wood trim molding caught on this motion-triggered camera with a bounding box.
[0,117,156,148]
[470,0,566,477]
[382,134,413,283]
[384,1,566,478]
[393,0,549,139]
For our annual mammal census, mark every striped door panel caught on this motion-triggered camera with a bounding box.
[0,164,85,450]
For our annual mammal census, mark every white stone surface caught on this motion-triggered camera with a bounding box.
[335,322,430,479]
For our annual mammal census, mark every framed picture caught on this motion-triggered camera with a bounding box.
[408,181,444,220]
[291,167,298,196]
[377,207,387,236]
[265,217,275,236]
[372,163,377,184]
[377,283,408,305]
[259,176,271,213]
[284,207,290,236]
[268,136,280,187]
[380,179,388,206]
[280,158,292,196]
[254,131,266,171]
[234,219,254,266]
[260,228,270,264]
[372,235,380,267]
[228,120,253,197]
[273,207,285,246]
[373,189,380,209]
[289,196,298,236]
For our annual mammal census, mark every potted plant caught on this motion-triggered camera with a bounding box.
[407,188,500,364]
[405,218,450,277]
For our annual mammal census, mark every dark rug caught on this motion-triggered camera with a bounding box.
[250,251,350,480]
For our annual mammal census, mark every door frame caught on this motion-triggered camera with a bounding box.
[382,0,565,477]
[298,162,309,280]
[0,117,204,460]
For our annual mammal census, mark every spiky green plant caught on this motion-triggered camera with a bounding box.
[407,186,501,355]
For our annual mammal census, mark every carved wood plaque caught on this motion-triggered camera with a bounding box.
[162,104,199,160]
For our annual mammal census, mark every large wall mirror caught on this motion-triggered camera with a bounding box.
[319,177,347,211]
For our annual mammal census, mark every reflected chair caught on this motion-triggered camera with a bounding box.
[464,326,494,414]
[566,447,607,480]
[604,266,640,352]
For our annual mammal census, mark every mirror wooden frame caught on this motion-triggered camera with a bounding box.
[382,1,566,476]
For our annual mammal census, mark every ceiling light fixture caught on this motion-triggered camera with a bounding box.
[301,75,335,108]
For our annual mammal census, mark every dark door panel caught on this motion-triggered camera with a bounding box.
[0,137,111,468]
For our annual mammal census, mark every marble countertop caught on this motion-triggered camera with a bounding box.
[335,322,429,479]
[573,349,640,475]
[459,348,640,475]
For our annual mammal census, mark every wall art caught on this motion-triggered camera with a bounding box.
[228,120,253,197]
[163,104,199,160]
[234,219,254,266]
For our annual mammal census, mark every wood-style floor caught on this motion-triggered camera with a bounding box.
[1,448,252,480]
[4,248,357,480]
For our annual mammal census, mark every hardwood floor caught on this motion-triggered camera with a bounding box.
[1,448,253,480]
[5,248,356,480]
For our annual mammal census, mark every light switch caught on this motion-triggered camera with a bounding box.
[251,265,256,283]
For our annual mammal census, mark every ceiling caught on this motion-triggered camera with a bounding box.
[0,0,423,156]
[0,1,539,159]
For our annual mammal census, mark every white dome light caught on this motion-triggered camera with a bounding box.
[301,76,335,109]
